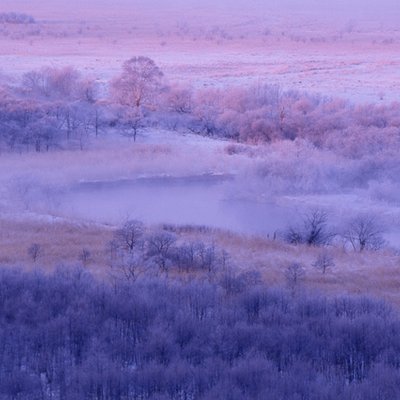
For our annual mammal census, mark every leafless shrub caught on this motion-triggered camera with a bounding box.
[285,209,335,247]
[161,223,212,234]
[0,12,35,24]
[312,250,335,274]
[109,252,146,282]
[78,248,91,266]
[106,239,120,266]
[27,243,42,262]
[219,265,244,295]
[173,241,200,273]
[284,262,306,291]
[238,269,263,286]
[172,241,229,279]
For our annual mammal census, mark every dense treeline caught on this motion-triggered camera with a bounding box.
[1,265,400,399]
[1,59,399,159]
[180,86,400,159]
[0,66,99,152]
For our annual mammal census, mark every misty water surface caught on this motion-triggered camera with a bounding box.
[49,175,297,236]
[35,174,400,248]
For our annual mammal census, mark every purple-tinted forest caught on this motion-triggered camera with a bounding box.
[1,266,400,399]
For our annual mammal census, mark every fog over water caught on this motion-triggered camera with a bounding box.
[44,176,295,236]
[20,175,397,248]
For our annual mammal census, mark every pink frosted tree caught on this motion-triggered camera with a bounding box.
[110,57,163,141]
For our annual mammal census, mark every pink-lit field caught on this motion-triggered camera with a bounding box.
[1,0,400,101]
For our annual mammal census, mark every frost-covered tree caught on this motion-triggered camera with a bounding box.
[114,219,144,253]
[110,57,163,141]
[343,215,385,252]
[111,56,163,109]
[18,66,100,147]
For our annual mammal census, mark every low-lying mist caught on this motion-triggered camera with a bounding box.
[0,59,399,247]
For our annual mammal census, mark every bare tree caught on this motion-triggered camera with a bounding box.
[312,250,335,274]
[343,215,385,252]
[22,66,82,101]
[119,106,144,141]
[109,252,145,282]
[114,220,144,253]
[20,66,100,145]
[197,242,228,276]
[303,210,334,246]
[285,209,334,246]
[107,225,146,281]
[146,231,177,274]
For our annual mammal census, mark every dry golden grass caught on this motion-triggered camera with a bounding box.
[0,217,114,278]
[209,229,400,306]
[1,216,400,306]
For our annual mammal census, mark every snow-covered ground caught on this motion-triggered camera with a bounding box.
[1,40,399,103]
[1,0,400,102]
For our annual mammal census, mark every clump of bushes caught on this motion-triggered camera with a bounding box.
[0,12,35,24]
